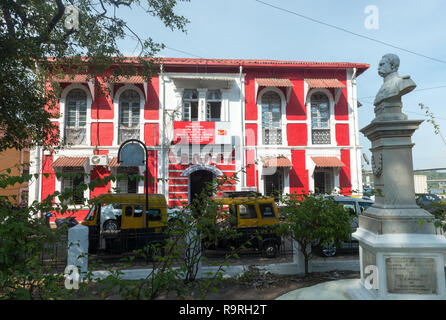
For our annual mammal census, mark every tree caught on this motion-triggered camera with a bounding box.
[0,0,189,151]
[277,193,352,275]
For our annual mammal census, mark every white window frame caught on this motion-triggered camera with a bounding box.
[206,89,222,122]
[257,87,287,147]
[59,83,92,146]
[182,89,199,121]
[113,84,145,145]
[306,88,336,147]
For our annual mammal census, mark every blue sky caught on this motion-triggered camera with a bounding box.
[115,0,446,170]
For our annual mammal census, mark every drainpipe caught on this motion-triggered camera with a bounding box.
[160,63,167,196]
[239,65,246,188]
[351,67,361,195]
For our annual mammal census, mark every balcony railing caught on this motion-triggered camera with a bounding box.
[65,127,86,145]
[312,129,331,145]
[263,128,282,145]
[119,127,140,144]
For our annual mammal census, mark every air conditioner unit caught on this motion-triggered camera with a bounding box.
[90,155,109,166]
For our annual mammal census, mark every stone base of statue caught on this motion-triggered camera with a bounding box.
[348,116,446,300]
[347,229,446,300]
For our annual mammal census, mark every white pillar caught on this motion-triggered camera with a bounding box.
[67,224,89,276]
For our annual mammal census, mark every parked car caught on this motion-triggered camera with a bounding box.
[314,195,374,257]
[416,193,443,208]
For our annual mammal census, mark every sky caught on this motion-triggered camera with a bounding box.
[112,0,446,171]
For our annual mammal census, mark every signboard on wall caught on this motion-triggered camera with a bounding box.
[173,122,231,144]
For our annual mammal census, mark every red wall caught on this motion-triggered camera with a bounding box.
[90,166,111,198]
[339,149,352,194]
[335,124,350,146]
[289,150,308,194]
[287,123,308,146]
[244,76,257,121]
[286,79,306,121]
[92,78,114,119]
[91,122,114,146]
[41,154,55,202]
[145,76,159,120]
[144,123,159,146]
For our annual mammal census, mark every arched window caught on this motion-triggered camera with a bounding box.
[119,89,140,143]
[206,90,221,121]
[311,92,330,144]
[261,91,282,145]
[182,89,198,121]
[65,88,87,145]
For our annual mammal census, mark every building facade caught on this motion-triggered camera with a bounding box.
[28,58,369,220]
[0,148,30,207]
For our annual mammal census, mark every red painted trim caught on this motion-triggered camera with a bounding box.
[340,149,352,195]
[289,150,309,194]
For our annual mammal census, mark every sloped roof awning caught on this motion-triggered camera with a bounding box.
[311,156,345,168]
[52,157,88,168]
[304,78,346,106]
[255,78,294,103]
[305,78,345,88]
[52,74,94,98]
[108,157,120,167]
[262,156,293,168]
[52,75,89,83]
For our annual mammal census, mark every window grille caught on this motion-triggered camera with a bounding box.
[65,89,87,145]
[311,93,330,145]
[261,91,282,145]
[119,89,140,143]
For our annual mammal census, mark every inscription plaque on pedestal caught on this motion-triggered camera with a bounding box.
[386,257,437,294]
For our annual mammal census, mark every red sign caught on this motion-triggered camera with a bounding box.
[173,122,216,144]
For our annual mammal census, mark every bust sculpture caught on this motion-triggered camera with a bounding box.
[374,53,416,107]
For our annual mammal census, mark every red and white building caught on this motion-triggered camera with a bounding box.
[29,58,369,220]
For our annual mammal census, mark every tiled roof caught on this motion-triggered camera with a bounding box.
[108,157,120,167]
[311,156,345,167]
[52,157,88,167]
[262,156,292,167]
[256,78,294,87]
[113,76,145,83]
[52,74,88,83]
[305,78,346,88]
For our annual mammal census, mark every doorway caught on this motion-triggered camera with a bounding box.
[314,168,334,194]
[189,170,215,205]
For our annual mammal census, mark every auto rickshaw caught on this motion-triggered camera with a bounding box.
[81,193,168,255]
[204,193,282,258]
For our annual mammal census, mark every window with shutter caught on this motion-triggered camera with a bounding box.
[65,89,87,145]
[261,91,282,145]
[311,93,331,144]
[119,89,141,143]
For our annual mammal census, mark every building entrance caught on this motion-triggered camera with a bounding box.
[189,170,215,204]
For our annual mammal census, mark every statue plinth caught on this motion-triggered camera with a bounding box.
[348,54,446,300]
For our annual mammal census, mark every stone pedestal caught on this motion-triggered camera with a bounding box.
[348,119,446,300]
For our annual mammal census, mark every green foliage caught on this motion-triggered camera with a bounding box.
[0,0,189,151]
[277,192,352,274]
